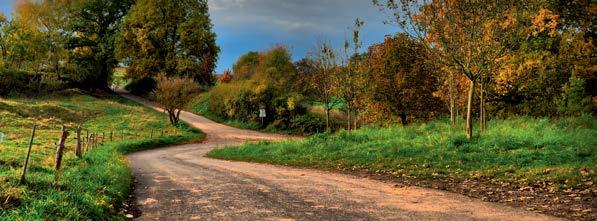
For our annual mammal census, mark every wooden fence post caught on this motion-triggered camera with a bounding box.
[85,133,91,152]
[75,126,82,159]
[20,124,37,184]
[54,126,69,181]
[110,131,113,142]
[92,133,96,149]
[102,132,105,144]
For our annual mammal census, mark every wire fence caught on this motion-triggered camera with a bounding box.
[9,124,182,184]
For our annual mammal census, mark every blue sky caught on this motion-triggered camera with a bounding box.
[0,0,398,73]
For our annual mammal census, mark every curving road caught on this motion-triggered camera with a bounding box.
[118,90,558,221]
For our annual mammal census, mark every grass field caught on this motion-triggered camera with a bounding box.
[209,116,596,190]
[112,70,130,89]
[0,90,203,220]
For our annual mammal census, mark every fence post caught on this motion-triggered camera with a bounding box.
[93,132,97,149]
[54,126,69,182]
[110,131,113,142]
[85,133,91,152]
[75,126,82,159]
[102,132,105,144]
[150,129,153,139]
[20,124,37,184]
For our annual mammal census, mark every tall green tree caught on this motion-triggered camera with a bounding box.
[117,0,219,87]
[67,0,133,90]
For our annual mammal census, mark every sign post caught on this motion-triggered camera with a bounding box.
[259,105,266,127]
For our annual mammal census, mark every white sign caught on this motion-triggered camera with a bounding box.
[0,132,4,142]
[259,108,266,118]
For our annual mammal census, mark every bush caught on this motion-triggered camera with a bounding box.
[0,70,66,96]
[557,76,593,116]
[125,77,156,96]
[289,113,328,134]
[0,70,30,95]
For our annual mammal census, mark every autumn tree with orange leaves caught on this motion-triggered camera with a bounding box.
[373,0,518,138]
[219,69,233,83]
[365,33,442,125]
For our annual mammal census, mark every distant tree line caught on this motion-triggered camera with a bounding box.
[0,0,218,95]
[208,0,594,136]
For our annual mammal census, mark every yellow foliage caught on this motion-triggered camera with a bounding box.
[531,8,559,37]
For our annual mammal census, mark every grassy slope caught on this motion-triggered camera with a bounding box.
[0,90,203,220]
[209,116,596,190]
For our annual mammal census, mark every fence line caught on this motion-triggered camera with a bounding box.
[15,124,183,183]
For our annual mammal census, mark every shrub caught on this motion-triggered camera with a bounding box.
[0,70,66,96]
[125,77,156,96]
[0,70,30,95]
[152,75,199,125]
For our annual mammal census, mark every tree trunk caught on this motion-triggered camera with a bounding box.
[479,81,485,135]
[175,109,182,125]
[400,112,408,125]
[352,110,359,130]
[466,80,476,139]
[325,108,331,131]
[347,104,352,132]
[449,72,455,126]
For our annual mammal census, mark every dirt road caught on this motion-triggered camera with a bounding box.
[118,90,558,221]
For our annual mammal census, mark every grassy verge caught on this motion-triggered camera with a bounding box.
[0,90,203,220]
[209,116,596,190]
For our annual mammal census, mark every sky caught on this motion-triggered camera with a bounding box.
[0,0,399,73]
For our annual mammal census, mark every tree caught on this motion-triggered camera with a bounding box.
[232,51,260,81]
[373,0,517,138]
[152,74,199,125]
[67,0,133,90]
[309,43,341,131]
[117,0,219,87]
[219,69,233,84]
[0,13,9,60]
[337,19,365,131]
[492,2,595,117]
[365,34,442,125]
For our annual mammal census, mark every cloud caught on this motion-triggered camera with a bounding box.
[208,0,386,33]
[207,0,397,72]
[210,0,247,11]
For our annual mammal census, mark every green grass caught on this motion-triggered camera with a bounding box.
[0,90,203,220]
[208,116,596,190]
[111,71,129,89]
